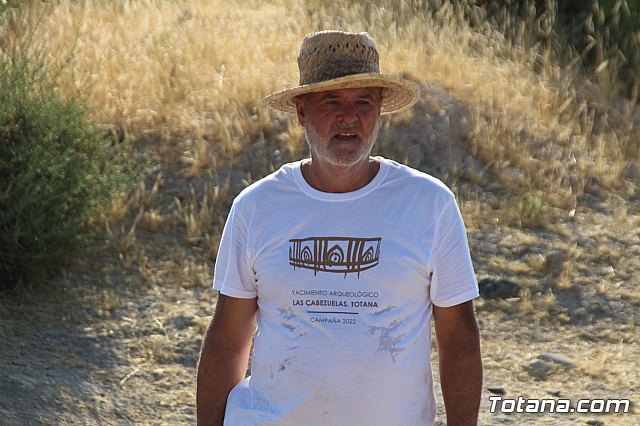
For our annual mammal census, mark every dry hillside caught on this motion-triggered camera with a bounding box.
[0,1,639,425]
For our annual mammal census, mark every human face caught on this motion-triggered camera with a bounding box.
[295,87,382,167]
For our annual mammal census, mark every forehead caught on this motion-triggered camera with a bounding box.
[303,87,382,102]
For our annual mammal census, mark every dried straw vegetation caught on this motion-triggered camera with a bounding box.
[1,0,639,424]
[2,0,637,227]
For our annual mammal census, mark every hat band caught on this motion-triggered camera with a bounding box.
[300,59,379,85]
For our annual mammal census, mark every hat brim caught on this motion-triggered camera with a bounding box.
[263,73,420,115]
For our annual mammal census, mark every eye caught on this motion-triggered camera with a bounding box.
[356,99,375,108]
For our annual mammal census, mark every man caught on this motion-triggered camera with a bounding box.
[197,30,482,426]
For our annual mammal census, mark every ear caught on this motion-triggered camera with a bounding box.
[293,96,305,126]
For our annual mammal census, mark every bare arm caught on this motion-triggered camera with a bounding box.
[433,300,482,426]
[196,294,258,426]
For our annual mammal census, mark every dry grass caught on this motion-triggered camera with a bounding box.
[1,1,636,207]
[1,1,639,424]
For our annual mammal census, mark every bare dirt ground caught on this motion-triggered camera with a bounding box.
[1,84,639,425]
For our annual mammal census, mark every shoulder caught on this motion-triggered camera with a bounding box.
[231,161,301,210]
[378,157,455,200]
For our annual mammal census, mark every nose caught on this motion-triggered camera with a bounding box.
[337,104,358,124]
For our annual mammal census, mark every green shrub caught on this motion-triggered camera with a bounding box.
[520,190,549,227]
[0,49,139,290]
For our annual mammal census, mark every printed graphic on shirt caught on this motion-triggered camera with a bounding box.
[290,288,380,312]
[288,236,381,277]
[285,236,403,360]
[283,289,405,361]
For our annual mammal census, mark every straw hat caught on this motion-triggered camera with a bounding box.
[264,31,420,115]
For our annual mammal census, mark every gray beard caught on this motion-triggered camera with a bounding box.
[304,119,381,166]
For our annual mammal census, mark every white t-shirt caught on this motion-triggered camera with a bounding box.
[213,158,478,426]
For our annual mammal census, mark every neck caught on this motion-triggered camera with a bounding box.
[301,156,380,193]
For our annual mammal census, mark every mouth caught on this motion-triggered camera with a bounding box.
[332,131,360,142]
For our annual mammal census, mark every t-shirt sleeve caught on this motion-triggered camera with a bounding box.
[212,202,257,298]
[430,196,479,307]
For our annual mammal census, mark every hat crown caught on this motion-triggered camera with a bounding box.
[264,30,419,115]
[297,31,380,86]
